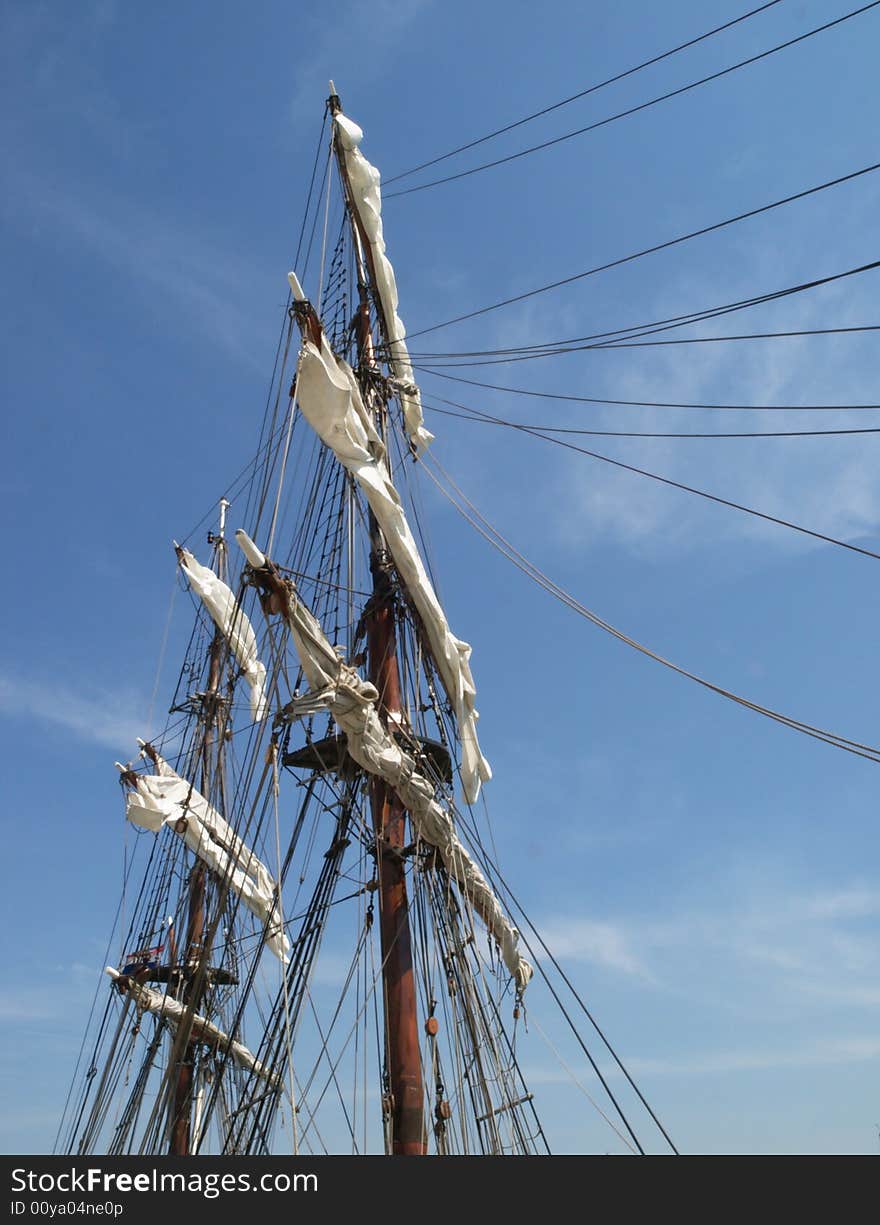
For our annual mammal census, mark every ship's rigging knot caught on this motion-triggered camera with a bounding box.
[387,375,420,399]
[278,684,338,724]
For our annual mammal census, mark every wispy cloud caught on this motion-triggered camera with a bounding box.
[0,961,102,1024]
[0,670,148,751]
[536,917,654,980]
[524,1032,880,1085]
[4,166,271,370]
[287,0,435,120]
[537,882,880,1014]
[0,988,56,1023]
[550,246,880,556]
[1,2,275,370]
[629,1035,880,1078]
[432,209,880,562]
[0,1,127,159]
[802,887,880,920]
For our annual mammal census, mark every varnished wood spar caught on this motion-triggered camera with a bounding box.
[356,284,426,1155]
[366,545,427,1155]
[169,861,205,1155]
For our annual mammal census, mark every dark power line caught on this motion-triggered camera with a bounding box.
[404,259,880,360]
[421,401,880,561]
[389,2,880,198]
[385,0,785,185]
[404,162,880,340]
[387,2,880,200]
[425,455,880,765]
[415,325,880,369]
[417,367,880,412]
[423,396,880,438]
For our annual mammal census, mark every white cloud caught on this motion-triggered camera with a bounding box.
[1,1,136,167]
[525,1033,880,1083]
[629,1035,880,1078]
[0,2,276,370]
[428,222,880,563]
[0,670,147,751]
[550,254,880,557]
[4,167,270,370]
[0,988,55,1023]
[287,0,435,120]
[536,917,654,980]
[0,961,102,1024]
[802,887,880,920]
[538,883,880,1013]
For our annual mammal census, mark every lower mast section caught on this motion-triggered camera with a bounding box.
[169,862,205,1155]
[170,519,227,1156]
[366,530,427,1156]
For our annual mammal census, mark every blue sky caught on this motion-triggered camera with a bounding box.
[2,0,880,1154]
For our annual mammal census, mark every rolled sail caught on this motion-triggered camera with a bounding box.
[295,334,491,805]
[105,968,280,1085]
[333,109,433,457]
[244,553,531,990]
[178,548,268,722]
[124,748,289,962]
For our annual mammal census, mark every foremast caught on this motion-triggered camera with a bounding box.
[170,500,230,1155]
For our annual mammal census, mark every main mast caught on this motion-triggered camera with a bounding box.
[329,84,426,1156]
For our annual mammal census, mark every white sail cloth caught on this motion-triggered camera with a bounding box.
[125,750,289,962]
[105,968,280,1085]
[334,109,433,456]
[273,573,532,991]
[178,548,268,722]
[295,334,491,805]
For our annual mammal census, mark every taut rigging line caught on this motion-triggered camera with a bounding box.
[423,455,880,767]
[415,324,880,369]
[417,366,880,413]
[385,0,785,185]
[406,258,880,363]
[423,396,880,440]
[422,399,880,562]
[387,2,880,199]
[405,161,880,340]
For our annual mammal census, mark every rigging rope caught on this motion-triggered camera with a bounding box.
[406,258,880,361]
[272,744,299,1153]
[451,813,679,1154]
[418,367,880,412]
[415,324,880,368]
[385,0,785,184]
[423,395,880,439]
[422,455,880,765]
[529,1014,639,1155]
[425,403,880,561]
[405,161,880,339]
[386,3,880,199]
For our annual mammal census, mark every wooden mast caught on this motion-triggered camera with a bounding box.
[169,500,229,1155]
[327,85,426,1155]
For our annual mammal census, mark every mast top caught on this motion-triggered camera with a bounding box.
[327,80,341,116]
[235,529,266,571]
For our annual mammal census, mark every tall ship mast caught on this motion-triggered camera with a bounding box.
[58,87,675,1158]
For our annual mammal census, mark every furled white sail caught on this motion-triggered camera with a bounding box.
[123,748,289,962]
[237,541,531,990]
[294,333,491,805]
[333,108,433,457]
[177,548,268,722]
[105,968,280,1085]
